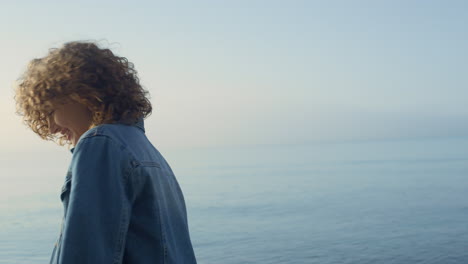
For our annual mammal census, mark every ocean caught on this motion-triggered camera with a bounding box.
[1,137,468,263]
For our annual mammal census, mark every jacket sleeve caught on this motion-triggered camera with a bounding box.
[58,136,131,264]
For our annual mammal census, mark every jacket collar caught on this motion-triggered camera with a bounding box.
[134,117,145,133]
[70,117,145,153]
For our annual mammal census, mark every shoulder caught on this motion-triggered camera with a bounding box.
[72,120,156,168]
[70,128,137,176]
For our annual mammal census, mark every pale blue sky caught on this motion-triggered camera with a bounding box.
[0,0,467,151]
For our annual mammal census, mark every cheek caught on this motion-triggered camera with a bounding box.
[53,113,69,128]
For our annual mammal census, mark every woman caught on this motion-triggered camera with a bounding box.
[15,41,197,263]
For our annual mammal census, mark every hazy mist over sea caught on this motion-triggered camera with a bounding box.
[1,1,468,263]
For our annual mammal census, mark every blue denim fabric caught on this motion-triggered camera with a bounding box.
[50,119,197,264]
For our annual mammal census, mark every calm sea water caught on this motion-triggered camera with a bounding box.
[1,138,468,263]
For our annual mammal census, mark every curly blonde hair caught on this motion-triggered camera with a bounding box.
[15,41,152,144]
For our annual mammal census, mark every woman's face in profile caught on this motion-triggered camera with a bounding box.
[47,102,93,146]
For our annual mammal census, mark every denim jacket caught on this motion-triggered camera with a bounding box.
[50,119,197,264]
